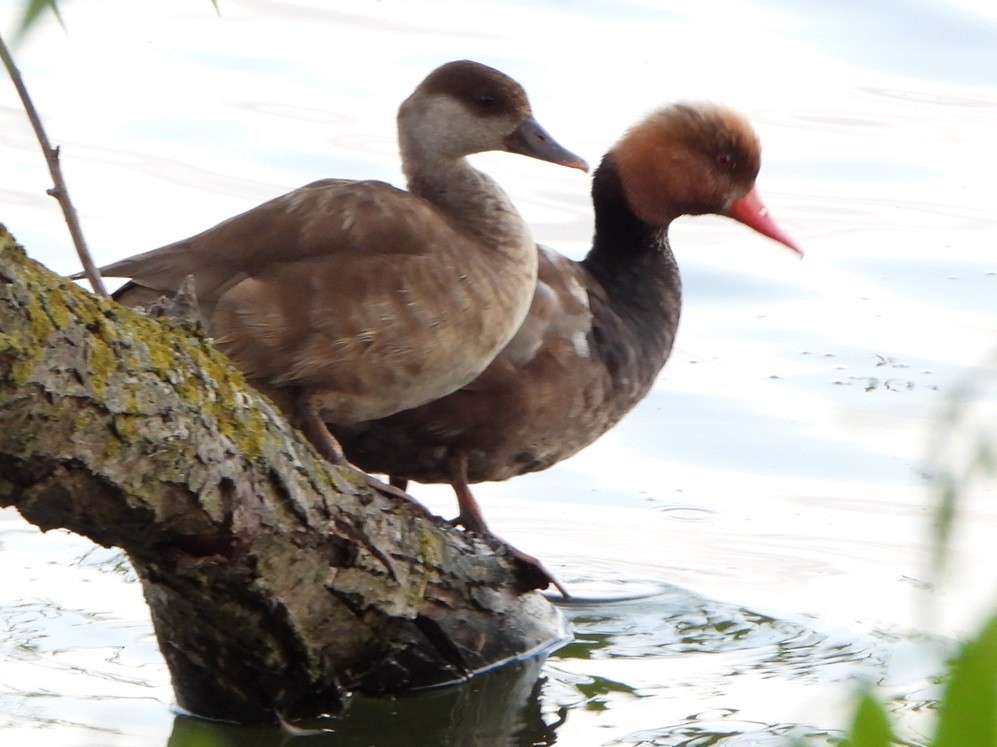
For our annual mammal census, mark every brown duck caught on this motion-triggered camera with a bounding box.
[86,60,587,461]
[333,103,802,594]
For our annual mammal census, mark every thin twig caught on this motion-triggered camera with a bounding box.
[0,30,108,296]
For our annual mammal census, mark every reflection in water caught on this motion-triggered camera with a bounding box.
[154,585,905,747]
[169,657,563,747]
[545,587,896,745]
[616,720,843,747]
[0,528,169,743]
[0,524,929,746]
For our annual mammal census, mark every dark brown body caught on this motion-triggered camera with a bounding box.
[334,102,800,526]
[335,156,682,484]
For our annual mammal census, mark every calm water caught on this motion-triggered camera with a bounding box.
[1,0,996,745]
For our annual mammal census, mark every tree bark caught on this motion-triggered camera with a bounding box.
[0,224,565,722]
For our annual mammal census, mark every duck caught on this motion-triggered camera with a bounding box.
[332,102,802,594]
[84,60,588,462]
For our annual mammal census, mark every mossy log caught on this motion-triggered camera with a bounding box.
[0,225,565,722]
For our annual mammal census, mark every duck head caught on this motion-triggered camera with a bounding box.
[612,102,801,255]
[398,60,588,173]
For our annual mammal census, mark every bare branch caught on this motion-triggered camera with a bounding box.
[0,30,108,297]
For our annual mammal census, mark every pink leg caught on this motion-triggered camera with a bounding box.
[448,454,490,534]
[299,403,347,465]
[447,454,570,598]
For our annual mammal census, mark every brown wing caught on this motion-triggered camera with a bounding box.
[464,245,596,382]
[208,248,474,387]
[111,178,539,423]
[104,179,445,302]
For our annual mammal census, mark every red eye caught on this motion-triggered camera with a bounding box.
[716,152,736,169]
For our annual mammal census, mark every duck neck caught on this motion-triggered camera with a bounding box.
[403,147,533,253]
[582,154,683,363]
[584,155,681,307]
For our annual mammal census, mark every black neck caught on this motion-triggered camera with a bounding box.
[591,154,659,241]
[583,154,679,303]
[581,154,683,380]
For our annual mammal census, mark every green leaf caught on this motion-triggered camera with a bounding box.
[932,477,957,576]
[933,612,997,747]
[845,689,893,747]
[14,0,63,42]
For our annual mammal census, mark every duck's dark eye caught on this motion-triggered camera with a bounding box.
[716,152,736,170]
[477,93,497,109]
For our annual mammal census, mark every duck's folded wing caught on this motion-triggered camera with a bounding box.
[207,248,463,387]
[97,179,448,301]
[480,245,596,373]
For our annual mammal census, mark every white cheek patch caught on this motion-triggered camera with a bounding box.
[408,95,502,157]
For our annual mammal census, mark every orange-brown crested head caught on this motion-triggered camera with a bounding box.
[613,102,762,225]
[612,102,800,254]
[398,60,587,171]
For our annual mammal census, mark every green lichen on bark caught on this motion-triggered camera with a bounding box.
[0,224,271,467]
